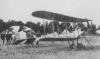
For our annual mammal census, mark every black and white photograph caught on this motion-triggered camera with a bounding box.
[0,0,100,59]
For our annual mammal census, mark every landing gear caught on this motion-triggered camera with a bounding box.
[77,43,84,49]
[69,43,84,49]
[70,43,76,49]
[68,39,85,49]
[68,40,77,49]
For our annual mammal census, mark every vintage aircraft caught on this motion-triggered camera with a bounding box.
[32,11,92,49]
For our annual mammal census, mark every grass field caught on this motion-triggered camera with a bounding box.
[0,35,100,59]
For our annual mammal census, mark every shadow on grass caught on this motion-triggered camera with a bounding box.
[76,45,100,51]
[10,43,100,55]
[18,44,100,51]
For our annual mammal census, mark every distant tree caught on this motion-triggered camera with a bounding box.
[89,24,97,34]
[97,25,100,30]
[0,19,6,32]
[39,24,44,34]
[37,22,41,27]
[39,21,52,34]
[5,20,25,30]
[9,20,24,26]
[5,20,13,29]
[25,21,39,32]
[36,22,41,32]
[15,21,25,26]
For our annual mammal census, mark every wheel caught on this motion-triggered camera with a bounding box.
[70,43,76,49]
[77,43,84,49]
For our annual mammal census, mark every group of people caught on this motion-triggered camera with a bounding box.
[0,30,16,45]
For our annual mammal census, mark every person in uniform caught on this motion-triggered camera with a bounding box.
[1,31,6,45]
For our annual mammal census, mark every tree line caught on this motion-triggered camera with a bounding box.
[0,19,98,34]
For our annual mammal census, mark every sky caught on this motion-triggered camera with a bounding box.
[0,0,100,26]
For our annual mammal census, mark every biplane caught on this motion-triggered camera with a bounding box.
[32,11,92,49]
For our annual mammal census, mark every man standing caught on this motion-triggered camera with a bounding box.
[5,30,12,45]
[1,31,6,45]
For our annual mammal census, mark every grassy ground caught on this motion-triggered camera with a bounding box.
[0,35,100,59]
